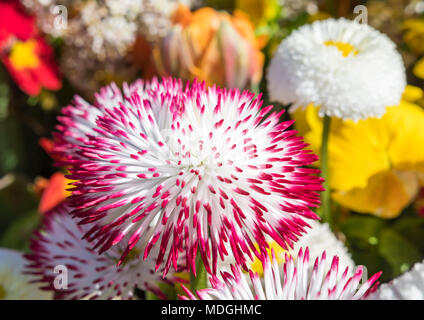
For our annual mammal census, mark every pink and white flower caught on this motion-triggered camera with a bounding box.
[181,247,381,300]
[55,78,323,276]
[53,78,183,165]
[24,204,185,300]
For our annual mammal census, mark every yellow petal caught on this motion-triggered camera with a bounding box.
[329,117,391,191]
[402,85,423,102]
[386,102,424,172]
[293,105,390,191]
[292,104,315,137]
[332,170,420,218]
[413,57,424,79]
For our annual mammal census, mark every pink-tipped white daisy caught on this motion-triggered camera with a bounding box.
[25,204,185,300]
[57,78,323,276]
[53,78,183,164]
[181,247,381,300]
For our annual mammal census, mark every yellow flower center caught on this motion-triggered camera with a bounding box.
[0,284,6,300]
[9,40,40,70]
[248,241,286,277]
[325,41,358,57]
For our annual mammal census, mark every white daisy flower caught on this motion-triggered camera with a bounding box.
[267,18,406,121]
[0,248,52,300]
[367,260,424,300]
[182,247,381,300]
[25,204,185,300]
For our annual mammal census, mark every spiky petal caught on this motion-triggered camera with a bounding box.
[181,247,381,300]
[56,78,323,276]
[24,204,185,300]
[53,78,183,165]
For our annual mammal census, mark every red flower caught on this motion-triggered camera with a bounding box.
[0,0,61,96]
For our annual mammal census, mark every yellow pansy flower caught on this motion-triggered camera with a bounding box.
[293,94,424,218]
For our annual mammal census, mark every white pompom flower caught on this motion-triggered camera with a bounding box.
[181,247,381,300]
[267,18,406,121]
[25,204,185,300]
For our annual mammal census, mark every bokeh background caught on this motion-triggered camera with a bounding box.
[1,0,424,285]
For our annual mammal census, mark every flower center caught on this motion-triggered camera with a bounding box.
[0,284,6,299]
[324,41,358,57]
[9,40,40,70]
[248,241,286,277]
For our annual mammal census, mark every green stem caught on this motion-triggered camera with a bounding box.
[321,115,332,228]
[190,254,208,292]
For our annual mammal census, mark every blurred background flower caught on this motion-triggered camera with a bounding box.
[153,5,264,89]
[0,0,61,96]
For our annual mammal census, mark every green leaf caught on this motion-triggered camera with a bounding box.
[348,245,392,283]
[190,254,208,292]
[0,174,39,236]
[340,215,392,282]
[393,217,424,252]
[341,215,385,243]
[0,209,41,252]
[378,228,422,279]
[144,283,179,300]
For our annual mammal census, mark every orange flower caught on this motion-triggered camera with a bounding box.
[37,172,70,214]
[154,5,264,89]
